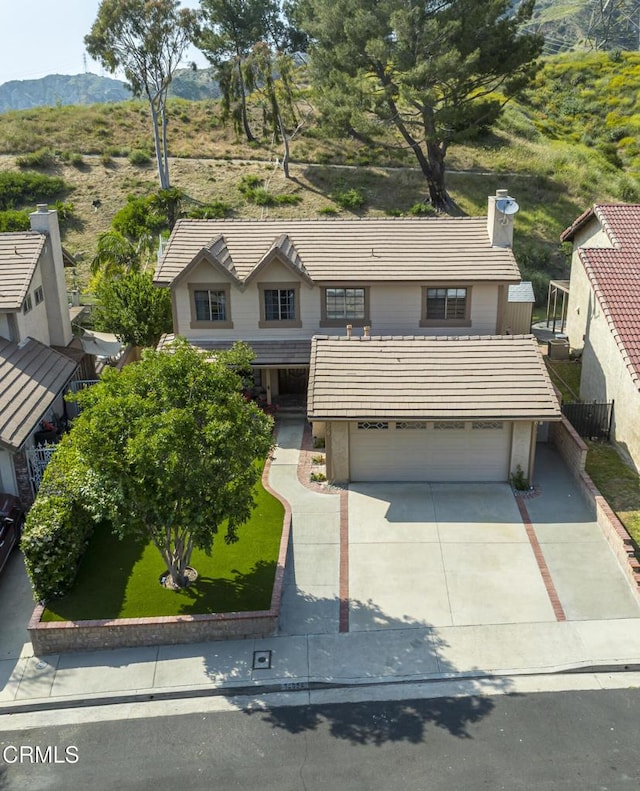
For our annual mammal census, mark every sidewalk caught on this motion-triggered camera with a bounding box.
[2,420,640,714]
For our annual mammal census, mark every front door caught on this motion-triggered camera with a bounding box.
[277,368,308,395]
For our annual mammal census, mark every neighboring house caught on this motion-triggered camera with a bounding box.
[563,203,640,471]
[0,206,85,506]
[156,189,561,483]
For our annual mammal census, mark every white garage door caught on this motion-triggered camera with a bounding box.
[349,421,512,482]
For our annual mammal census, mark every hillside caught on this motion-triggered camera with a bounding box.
[0,51,637,298]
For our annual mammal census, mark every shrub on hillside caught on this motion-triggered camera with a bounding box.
[15,148,56,169]
[0,172,66,210]
[187,201,233,219]
[0,209,30,231]
[128,149,152,166]
[331,187,366,210]
[112,194,166,238]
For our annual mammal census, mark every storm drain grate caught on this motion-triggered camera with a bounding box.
[253,650,272,670]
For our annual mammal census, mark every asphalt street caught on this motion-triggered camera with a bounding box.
[1,688,639,790]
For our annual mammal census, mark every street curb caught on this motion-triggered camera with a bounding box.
[3,661,640,716]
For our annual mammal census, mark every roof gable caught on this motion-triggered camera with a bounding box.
[171,234,241,287]
[243,234,313,287]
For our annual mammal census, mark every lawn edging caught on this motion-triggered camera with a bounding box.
[550,418,640,596]
[28,452,292,656]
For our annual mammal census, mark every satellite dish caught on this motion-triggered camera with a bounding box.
[496,197,520,215]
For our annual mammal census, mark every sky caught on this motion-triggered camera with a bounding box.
[0,0,209,86]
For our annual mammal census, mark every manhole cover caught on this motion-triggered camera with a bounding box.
[253,650,272,670]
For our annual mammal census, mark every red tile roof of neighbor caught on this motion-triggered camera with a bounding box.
[562,204,640,386]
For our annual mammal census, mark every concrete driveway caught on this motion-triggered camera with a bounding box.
[347,474,640,631]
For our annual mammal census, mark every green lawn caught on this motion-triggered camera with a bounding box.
[42,469,285,621]
[545,358,582,402]
[585,441,640,547]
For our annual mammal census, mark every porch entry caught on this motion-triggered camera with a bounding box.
[277,367,308,395]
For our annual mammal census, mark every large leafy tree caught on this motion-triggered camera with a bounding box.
[85,0,198,189]
[197,0,304,142]
[300,0,543,209]
[72,339,274,589]
[94,270,173,348]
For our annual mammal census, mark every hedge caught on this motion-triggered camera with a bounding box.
[21,440,108,602]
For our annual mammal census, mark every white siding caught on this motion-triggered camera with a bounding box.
[172,270,502,339]
[348,421,512,482]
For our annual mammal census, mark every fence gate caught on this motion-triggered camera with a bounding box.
[27,445,57,493]
[561,401,614,440]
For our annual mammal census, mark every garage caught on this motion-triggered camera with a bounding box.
[307,335,562,484]
[349,420,512,482]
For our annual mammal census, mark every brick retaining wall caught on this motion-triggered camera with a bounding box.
[550,418,640,596]
[28,446,292,656]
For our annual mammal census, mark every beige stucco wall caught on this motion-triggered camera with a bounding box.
[15,265,50,346]
[565,215,614,353]
[580,307,640,471]
[327,422,350,482]
[509,421,534,480]
[171,261,504,339]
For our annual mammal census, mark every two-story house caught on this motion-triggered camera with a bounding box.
[0,206,85,506]
[155,190,560,484]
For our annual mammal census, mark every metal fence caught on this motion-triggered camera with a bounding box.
[561,400,614,440]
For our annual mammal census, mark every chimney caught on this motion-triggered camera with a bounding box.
[29,205,73,347]
[346,324,353,339]
[487,189,518,248]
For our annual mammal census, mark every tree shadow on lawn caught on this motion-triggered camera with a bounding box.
[175,559,277,614]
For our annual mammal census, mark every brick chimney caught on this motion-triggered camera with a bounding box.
[487,189,518,248]
[29,205,73,347]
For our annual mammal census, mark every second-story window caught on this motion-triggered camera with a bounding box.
[194,289,227,322]
[426,288,467,319]
[326,288,365,320]
[189,283,233,329]
[420,286,471,327]
[34,286,44,305]
[264,288,296,321]
[22,294,33,314]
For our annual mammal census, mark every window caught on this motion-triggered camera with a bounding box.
[258,283,301,327]
[22,294,33,314]
[34,286,44,305]
[188,283,233,329]
[324,288,366,320]
[421,286,470,326]
[357,422,389,430]
[194,289,227,322]
[264,288,295,320]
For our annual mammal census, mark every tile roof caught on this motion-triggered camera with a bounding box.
[155,217,521,285]
[157,335,312,366]
[307,334,561,421]
[0,232,46,310]
[563,204,640,385]
[0,337,79,451]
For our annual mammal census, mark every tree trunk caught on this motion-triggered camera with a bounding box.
[236,58,255,143]
[426,141,454,211]
[384,93,452,211]
[160,104,171,189]
[149,101,170,190]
